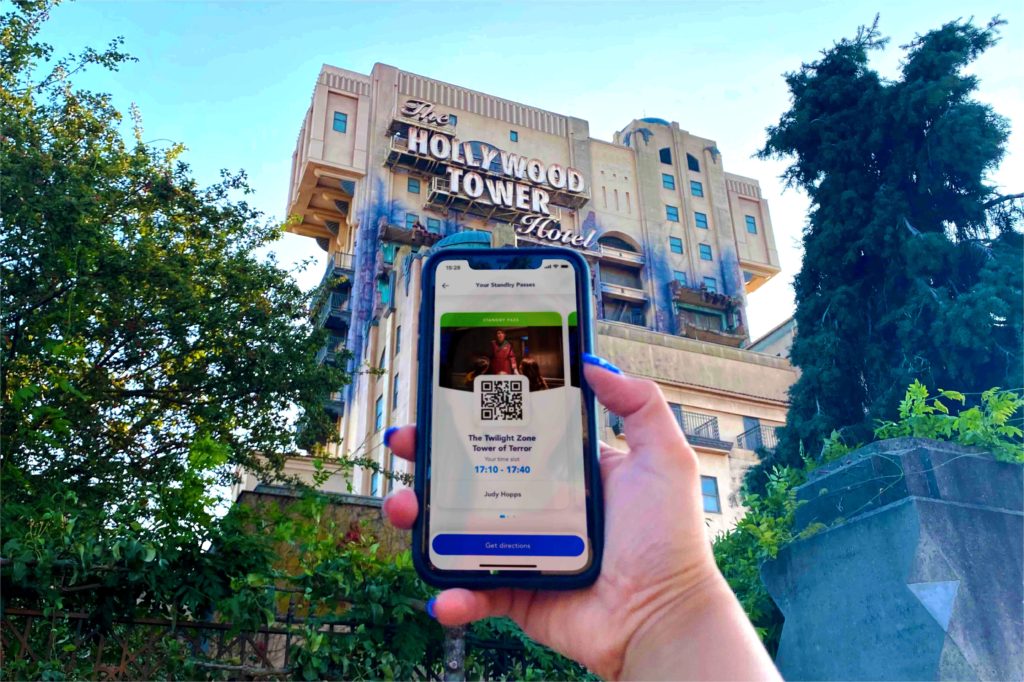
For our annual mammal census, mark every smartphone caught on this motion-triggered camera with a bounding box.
[413,246,603,589]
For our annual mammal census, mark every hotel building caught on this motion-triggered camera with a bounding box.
[234,63,797,536]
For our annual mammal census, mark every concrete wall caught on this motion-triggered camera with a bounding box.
[763,438,1024,681]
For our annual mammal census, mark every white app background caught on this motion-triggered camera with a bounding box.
[429,260,589,572]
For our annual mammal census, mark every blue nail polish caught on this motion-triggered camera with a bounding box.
[582,352,622,375]
[426,597,437,619]
[383,426,399,448]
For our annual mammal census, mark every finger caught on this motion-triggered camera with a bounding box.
[383,425,416,461]
[599,439,626,458]
[430,588,525,626]
[381,489,418,529]
[599,440,627,478]
[583,361,688,459]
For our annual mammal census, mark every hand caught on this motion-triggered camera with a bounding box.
[383,359,778,680]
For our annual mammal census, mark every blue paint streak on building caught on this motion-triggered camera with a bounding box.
[718,249,742,299]
[650,246,675,334]
[622,127,653,147]
[347,177,400,400]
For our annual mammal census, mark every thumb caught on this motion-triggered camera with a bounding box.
[583,354,689,458]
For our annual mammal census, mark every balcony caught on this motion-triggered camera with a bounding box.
[322,251,355,285]
[736,424,780,453]
[600,281,648,303]
[669,280,742,311]
[314,344,343,367]
[384,136,450,176]
[315,291,352,332]
[677,319,747,348]
[426,176,529,224]
[671,406,732,451]
[324,391,345,419]
[598,243,644,268]
[378,216,444,249]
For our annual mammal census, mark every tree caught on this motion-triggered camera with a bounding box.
[0,6,591,679]
[1,0,345,614]
[751,16,1023,485]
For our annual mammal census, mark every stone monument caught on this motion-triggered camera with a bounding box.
[762,437,1023,680]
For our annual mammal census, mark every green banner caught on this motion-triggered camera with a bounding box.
[568,311,577,327]
[440,311,562,327]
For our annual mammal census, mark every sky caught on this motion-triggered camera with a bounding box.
[37,0,1024,339]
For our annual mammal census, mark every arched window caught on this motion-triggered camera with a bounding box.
[598,235,639,253]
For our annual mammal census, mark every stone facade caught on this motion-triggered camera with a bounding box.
[236,63,798,536]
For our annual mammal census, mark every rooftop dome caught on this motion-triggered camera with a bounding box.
[639,117,671,126]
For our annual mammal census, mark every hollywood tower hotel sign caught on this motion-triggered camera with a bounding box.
[394,99,595,248]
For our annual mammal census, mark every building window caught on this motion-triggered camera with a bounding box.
[695,212,709,229]
[703,276,717,293]
[745,215,758,234]
[662,174,676,190]
[332,111,348,133]
[449,114,458,126]
[699,244,713,261]
[509,130,519,142]
[394,325,401,355]
[701,476,721,513]
[669,237,684,254]
[666,205,680,222]
[371,470,382,497]
[687,153,700,173]
[673,271,687,286]
[374,395,384,431]
[659,147,672,164]
[427,217,441,233]
[405,213,418,229]
[408,178,420,194]
[392,373,400,409]
[690,180,704,197]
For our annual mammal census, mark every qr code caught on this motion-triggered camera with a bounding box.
[479,378,525,421]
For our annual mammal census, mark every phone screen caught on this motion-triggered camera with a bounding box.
[427,257,591,573]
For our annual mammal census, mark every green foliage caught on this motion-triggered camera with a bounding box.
[713,466,811,654]
[874,380,1024,462]
[467,618,598,681]
[2,0,347,548]
[750,15,1023,490]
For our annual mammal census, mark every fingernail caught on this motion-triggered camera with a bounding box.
[383,426,399,448]
[426,597,437,619]
[582,352,622,375]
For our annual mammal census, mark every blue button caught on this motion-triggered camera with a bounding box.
[432,534,585,557]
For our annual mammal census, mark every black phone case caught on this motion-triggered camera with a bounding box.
[412,246,604,590]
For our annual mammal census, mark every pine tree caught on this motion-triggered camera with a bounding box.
[751,16,1023,485]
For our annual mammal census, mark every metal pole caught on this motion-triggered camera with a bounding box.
[442,625,466,682]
